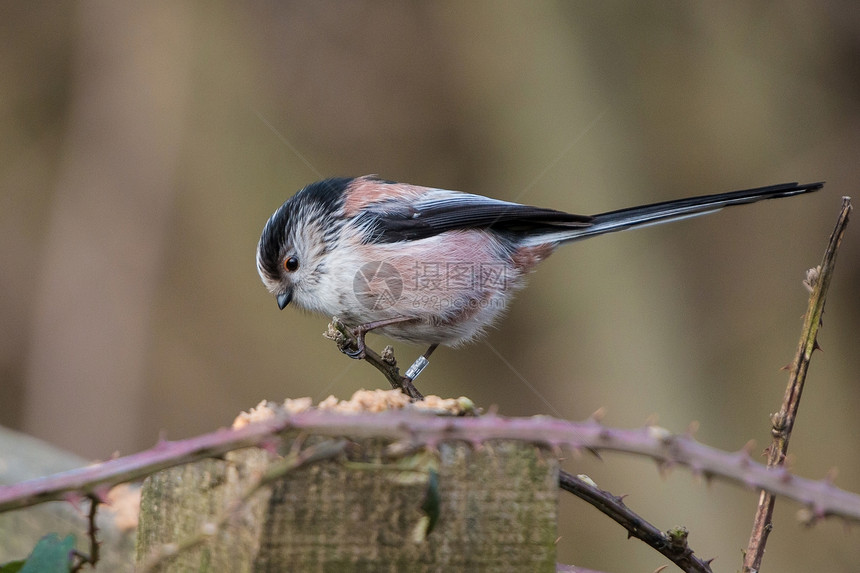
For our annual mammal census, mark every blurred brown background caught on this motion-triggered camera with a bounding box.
[2,2,859,570]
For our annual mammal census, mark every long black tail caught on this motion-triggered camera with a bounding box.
[522,181,824,245]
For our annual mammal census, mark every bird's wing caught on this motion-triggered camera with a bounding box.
[355,189,591,243]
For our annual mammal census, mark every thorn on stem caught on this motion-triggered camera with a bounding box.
[91,485,112,505]
[64,491,85,512]
[589,407,606,423]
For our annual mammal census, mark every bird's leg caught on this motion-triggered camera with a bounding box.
[400,344,438,400]
[404,344,438,380]
[424,343,439,360]
[343,316,416,359]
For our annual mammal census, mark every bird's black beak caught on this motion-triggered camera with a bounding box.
[277,290,292,310]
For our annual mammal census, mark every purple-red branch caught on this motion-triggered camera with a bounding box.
[1,410,859,522]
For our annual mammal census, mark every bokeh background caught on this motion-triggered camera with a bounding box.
[2,2,859,570]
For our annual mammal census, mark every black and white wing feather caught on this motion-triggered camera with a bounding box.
[357,190,591,243]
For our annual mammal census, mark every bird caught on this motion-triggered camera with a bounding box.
[256,176,823,383]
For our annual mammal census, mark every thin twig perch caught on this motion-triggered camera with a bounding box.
[326,317,425,399]
[742,197,852,572]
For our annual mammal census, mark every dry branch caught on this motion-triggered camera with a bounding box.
[742,196,852,571]
[559,471,713,573]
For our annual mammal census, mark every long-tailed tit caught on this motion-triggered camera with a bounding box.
[257,176,822,381]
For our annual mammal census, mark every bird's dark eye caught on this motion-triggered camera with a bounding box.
[284,256,299,272]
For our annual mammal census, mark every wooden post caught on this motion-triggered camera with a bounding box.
[136,432,559,572]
